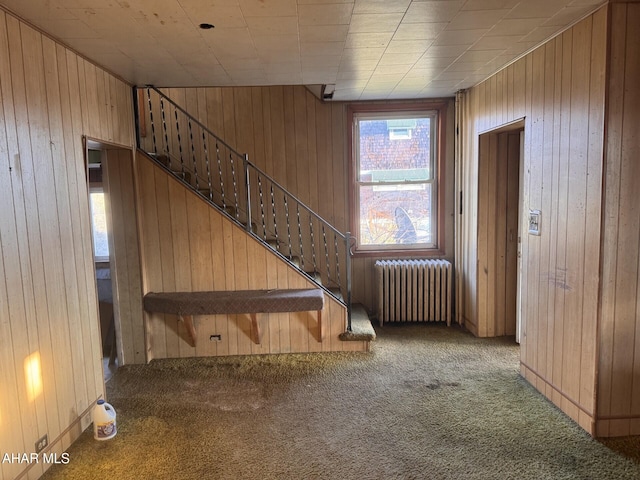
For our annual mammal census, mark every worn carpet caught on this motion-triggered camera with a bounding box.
[42,324,640,480]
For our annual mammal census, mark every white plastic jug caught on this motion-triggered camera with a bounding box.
[92,399,117,441]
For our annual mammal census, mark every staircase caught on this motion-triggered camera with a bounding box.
[134,86,354,331]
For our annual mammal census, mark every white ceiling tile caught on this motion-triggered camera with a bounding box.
[445,61,489,72]
[337,70,374,80]
[422,44,469,58]
[378,52,423,65]
[46,19,97,39]
[348,13,404,33]
[519,25,563,44]
[345,32,393,48]
[543,5,596,26]
[374,63,412,75]
[506,0,567,19]
[403,1,466,24]
[301,42,345,56]
[298,4,354,25]
[395,77,431,89]
[404,67,441,78]
[434,70,471,81]
[299,25,350,43]
[267,72,303,83]
[461,0,520,10]
[568,0,603,5]
[297,0,354,3]
[447,9,510,30]
[393,22,448,41]
[302,55,342,67]
[181,5,247,28]
[341,47,385,61]
[302,72,338,83]
[434,28,490,46]
[352,0,411,14]
[246,16,298,36]
[238,0,298,17]
[332,88,363,100]
[470,34,523,50]
[334,77,369,88]
[340,56,381,70]
[457,49,504,63]
[385,39,434,54]
[7,0,600,99]
[253,35,300,55]
[488,18,544,36]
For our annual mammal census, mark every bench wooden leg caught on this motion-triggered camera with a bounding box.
[317,309,323,342]
[180,315,197,348]
[251,313,263,345]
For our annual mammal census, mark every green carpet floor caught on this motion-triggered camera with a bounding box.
[42,324,640,479]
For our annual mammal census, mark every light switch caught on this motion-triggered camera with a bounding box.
[528,210,541,236]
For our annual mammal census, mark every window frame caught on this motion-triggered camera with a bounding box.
[348,101,447,257]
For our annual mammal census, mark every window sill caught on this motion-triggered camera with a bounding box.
[352,247,446,259]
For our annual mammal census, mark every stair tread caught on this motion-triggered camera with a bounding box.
[339,304,376,342]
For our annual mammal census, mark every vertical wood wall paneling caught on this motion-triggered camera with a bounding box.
[21,21,64,455]
[0,13,29,477]
[598,2,640,437]
[105,149,145,365]
[476,130,519,338]
[0,7,135,478]
[135,152,354,357]
[580,7,606,432]
[459,7,609,435]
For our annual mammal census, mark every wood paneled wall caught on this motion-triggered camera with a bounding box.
[457,7,607,434]
[103,149,145,365]
[135,152,367,359]
[0,8,134,480]
[143,86,455,315]
[597,2,640,437]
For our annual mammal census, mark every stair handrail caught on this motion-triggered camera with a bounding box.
[143,86,347,241]
[135,86,352,330]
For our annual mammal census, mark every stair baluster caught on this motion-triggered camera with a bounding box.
[215,142,226,209]
[258,174,267,240]
[146,88,158,156]
[202,131,213,201]
[188,119,199,190]
[135,86,352,331]
[174,110,186,181]
[160,98,172,170]
[296,205,305,271]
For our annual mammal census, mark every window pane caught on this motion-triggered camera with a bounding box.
[90,192,109,259]
[358,117,432,183]
[359,184,434,247]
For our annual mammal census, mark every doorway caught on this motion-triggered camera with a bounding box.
[87,148,118,381]
[86,139,143,380]
[477,123,524,339]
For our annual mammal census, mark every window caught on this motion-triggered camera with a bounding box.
[350,103,445,254]
[89,190,110,262]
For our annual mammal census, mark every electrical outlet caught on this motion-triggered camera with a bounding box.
[210,334,222,342]
[35,434,48,453]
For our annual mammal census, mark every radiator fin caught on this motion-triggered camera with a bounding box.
[375,259,452,326]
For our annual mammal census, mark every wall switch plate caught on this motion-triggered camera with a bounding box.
[528,210,541,235]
